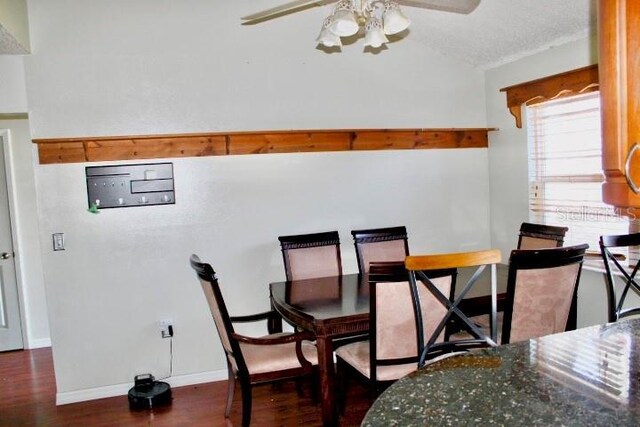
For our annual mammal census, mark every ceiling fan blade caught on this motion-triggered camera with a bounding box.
[241,0,330,23]
[398,0,481,15]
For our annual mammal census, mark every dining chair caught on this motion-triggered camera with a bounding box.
[273,231,342,333]
[189,254,318,427]
[406,249,502,365]
[599,233,640,322]
[278,230,342,281]
[335,261,455,405]
[351,226,409,274]
[501,244,588,343]
[452,245,588,345]
[517,222,568,250]
[455,222,570,333]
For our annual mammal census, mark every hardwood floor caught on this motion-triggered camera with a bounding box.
[0,348,372,426]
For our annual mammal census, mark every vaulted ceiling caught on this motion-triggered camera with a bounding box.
[243,0,597,69]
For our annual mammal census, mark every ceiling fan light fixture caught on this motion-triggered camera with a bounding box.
[317,18,343,47]
[382,1,411,35]
[329,9,359,37]
[243,0,482,52]
[364,17,388,49]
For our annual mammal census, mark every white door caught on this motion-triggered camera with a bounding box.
[0,133,23,351]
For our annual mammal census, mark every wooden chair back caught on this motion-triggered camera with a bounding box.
[502,244,588,344]
[599,233,640,322]
[351,226,409,274]
[189,254,245,375]
[518,222,568,250]
[278,231,342,281]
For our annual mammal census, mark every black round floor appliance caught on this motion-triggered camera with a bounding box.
[128,374,172,410]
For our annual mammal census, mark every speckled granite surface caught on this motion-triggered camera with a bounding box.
[363,319,640,426]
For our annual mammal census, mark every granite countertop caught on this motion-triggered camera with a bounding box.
[363,318,640,426]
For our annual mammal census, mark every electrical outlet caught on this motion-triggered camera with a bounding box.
[159,319,173,338]
[52,233,65,251]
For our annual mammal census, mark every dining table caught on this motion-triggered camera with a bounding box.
[362,317,640,426]
[270,273,367,426]
[269,265,509,426]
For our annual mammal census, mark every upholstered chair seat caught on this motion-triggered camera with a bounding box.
[240,335,318,375]
[334,341,417,381]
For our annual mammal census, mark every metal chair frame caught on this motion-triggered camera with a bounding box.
[406,250,502,366]
[600,233,640,322]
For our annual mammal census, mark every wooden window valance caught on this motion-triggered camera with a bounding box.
[500,64,599,128]
[32,128,494,165]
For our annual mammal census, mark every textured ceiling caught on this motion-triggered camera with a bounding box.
[405,0,597,69]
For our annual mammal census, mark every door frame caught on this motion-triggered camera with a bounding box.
[0,128,27,349]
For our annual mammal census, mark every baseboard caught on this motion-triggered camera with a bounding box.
[56,369,228,406]
[27,337,51,349]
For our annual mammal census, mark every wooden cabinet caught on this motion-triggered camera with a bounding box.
[599,0,640,209]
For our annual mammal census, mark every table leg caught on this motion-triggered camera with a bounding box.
[316,335,337,426]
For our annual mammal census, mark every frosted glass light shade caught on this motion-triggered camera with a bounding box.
[316,27,342,47]
[329,9,359,37]
[383,7,410,35]
[364,18,388,48]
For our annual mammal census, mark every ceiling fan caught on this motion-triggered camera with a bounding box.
[241,0,481,50]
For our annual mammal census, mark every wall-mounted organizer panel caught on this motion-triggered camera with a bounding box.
[86,163,174,209]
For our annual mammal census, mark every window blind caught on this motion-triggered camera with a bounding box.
[527,91,632,259]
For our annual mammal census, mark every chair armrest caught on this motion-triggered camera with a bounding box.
[230,310,279,323]
[231,330,315,345]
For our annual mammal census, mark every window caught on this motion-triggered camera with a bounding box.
[527,91,635,260]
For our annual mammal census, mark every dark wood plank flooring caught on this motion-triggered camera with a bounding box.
[0,348,372,426]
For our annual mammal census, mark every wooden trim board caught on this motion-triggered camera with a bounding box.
[33,128,493,164]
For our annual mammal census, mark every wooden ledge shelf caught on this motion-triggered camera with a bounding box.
[33,128,493,165]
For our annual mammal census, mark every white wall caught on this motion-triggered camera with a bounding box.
[38,150,491,396]
[23,0,487,138]
[0,55,27,113]
[24,0,491,399]
[485,36,610,327]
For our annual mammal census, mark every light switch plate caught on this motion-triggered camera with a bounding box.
[52,233,65,251]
